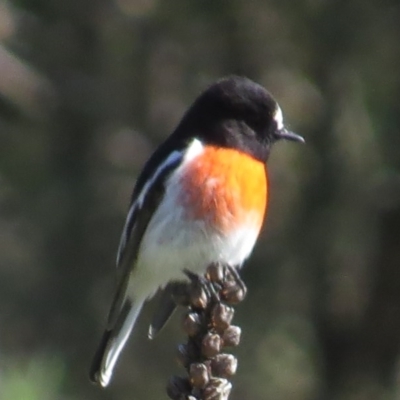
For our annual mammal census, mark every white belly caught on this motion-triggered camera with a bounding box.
[127,172,259,301]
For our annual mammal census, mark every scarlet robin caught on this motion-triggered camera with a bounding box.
[90,76,304,387]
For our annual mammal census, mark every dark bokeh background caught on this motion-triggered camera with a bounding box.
[1,0,400,399]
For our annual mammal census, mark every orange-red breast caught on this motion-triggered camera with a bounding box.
[90,76,304,387]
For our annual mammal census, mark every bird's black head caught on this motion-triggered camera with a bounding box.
[176,76,304,161]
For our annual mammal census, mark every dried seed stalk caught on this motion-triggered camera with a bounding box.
[167,264,246,400]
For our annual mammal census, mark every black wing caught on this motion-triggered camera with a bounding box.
[107,143,185,329]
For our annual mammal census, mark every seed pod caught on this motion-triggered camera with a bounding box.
[221,325,241,347]
[206,263,224,283]
[182,312,202,337]
[176,344,190,367]
[211,304,234,332]
[190,286,208,309]
[203,378,232,400]
[202,332,222,358]
[211,354,238,378]
[189,363,209,388]
[221,280,246,304]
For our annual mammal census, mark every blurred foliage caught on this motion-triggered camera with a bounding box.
[0,356,65,400]
[0,0,400,399]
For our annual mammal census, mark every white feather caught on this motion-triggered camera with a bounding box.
[116,149,183,265]
[99,302,143,387]
[137,150,183,208]
[183,138,204,161]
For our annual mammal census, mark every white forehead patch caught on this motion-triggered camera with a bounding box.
[273,105,284,130]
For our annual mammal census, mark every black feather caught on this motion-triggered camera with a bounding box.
[148,284,178,339]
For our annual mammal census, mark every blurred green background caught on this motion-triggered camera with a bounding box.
[1,0,400,399]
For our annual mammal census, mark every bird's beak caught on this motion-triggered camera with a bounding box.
[276,128,305,143]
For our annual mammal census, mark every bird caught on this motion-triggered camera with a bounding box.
[89,76,304,387]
